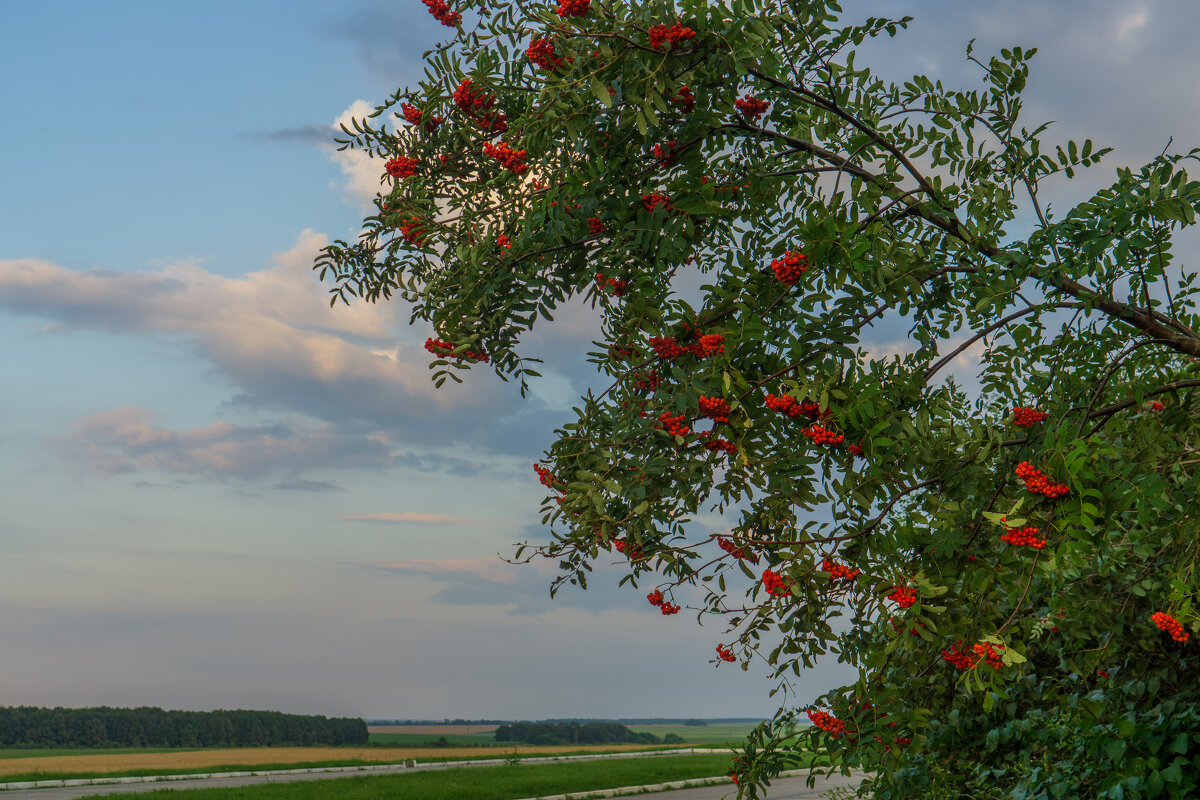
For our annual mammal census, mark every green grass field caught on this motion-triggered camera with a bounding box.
[368,733,499,746]
[78,754,749,800]
[625,723,760,745]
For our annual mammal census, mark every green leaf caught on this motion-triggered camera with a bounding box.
[590,77,612,108]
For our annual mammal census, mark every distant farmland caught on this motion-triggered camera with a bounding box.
[0,744,685,783]
[366,725,499,747]
[625,722,759,744]
[367,725,500,735]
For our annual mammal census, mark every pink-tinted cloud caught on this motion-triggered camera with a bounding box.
[0,232,543,451]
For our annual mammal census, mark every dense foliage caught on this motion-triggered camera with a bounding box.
[315,0,1200,796]
[493,721,669,745]
[0,706,367,748]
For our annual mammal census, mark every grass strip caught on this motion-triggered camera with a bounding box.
[77,754,747,800]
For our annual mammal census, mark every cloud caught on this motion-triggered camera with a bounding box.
[273,479,345,492]
[55,407,393,478]
[325,100,388,209]
[0,230,562,464]
[366,552,696,616]
[337,512,476,524]
[372,557,520,583]
[246,123,337,146]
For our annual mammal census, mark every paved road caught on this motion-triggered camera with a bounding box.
[0,771,864,800]
[618,773,863,800]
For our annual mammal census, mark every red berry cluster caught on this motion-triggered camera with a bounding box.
[820,558,861,582]
[648,22,697,50]
[972,642,1005,669]
[385,156,420,179]
[1012,406,1049,427]
[762,394,830,420]
[613,538,643,560]
[587,217,604,235]
[400,103,442,130]
[555,0,589,17]
[482,141,528,174]
[648,334,723,360]
[1152,612,1190,642]
[941,641,975,670]
[526,38,564,71]
[647,590,680,615]
[1000,525,1046,549]
[847,443,865,459]
[401,103,423,125]
[734,94,770,117]
[653,140,679,167]
[400,216,429,245]
[453,79,506,134]
[717,536,758,563]
[1015,462,1069,498]
[888,586,917,608]
[594,273,626,297]
[803,424,844,446]
[641,192,680,214]
[716,643,736,662]
[1149,400,1164,411]
[770,251,808,285]
[698,396,731,423]
[496,234,512,250]
[648,336,689,360]
[631,371,660,393]
[422,0,461,26]
[762,568,791,597]
[702,434,737,452]
[673,85,696,113]
[658,411,692,439]
[609,344,640,361]
[806,709,845,738]
[533,463,563,490]
[693,333,725,357]
[424,337,488,363]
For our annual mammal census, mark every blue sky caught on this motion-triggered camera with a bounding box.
[1,0,1197,719]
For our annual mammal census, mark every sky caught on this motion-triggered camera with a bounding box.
[1,0,1197,721]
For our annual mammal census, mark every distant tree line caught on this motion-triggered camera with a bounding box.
[0,707,368,748]
[493,722,680,746]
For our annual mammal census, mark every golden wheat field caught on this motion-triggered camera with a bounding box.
[0,743,671,778]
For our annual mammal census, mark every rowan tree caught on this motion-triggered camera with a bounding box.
[315,0,1200,796]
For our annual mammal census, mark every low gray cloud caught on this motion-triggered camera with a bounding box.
[54,406,395,479]
[273,479,345,492]
[246,123,336,146]
[369,553,707,617]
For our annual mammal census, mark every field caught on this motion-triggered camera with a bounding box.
[0,744,687,784]
[75,753,746,800]
[625,722,760,744]
[368,733,499,746]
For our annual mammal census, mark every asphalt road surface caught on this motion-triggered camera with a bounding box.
[0,771,865,800]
